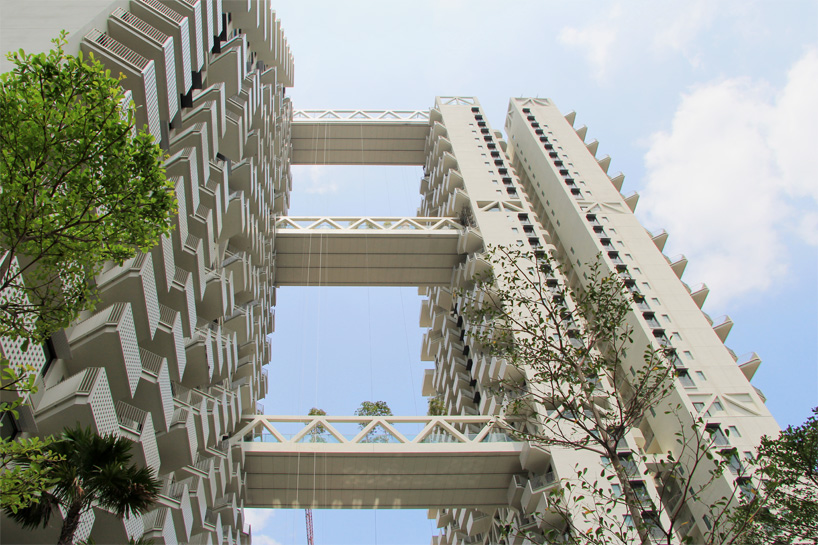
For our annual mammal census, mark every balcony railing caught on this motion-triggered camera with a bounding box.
[115,401,148,433]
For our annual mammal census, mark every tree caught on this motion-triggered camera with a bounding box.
[0,32,176,514]
[355,401,393,443]
[4,425,160,545]
[0,32,176,343]
[427,395,445,416]
[307,407,329,442]
[0,359,62,514]
[735,407,818,543]
[460,246,755,544]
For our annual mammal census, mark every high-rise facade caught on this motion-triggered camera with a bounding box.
[418,97,780,544]
[0,3,780,545]
[1,1,291,543]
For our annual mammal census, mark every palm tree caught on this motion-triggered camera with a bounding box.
[4,425,160,545]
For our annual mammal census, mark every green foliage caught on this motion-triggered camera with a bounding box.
[4,425,160,545]
[355,401,393,443]
[307,407,329,441]
[427,396,445,416]
[0,434,59,515]
[354,400,393,419]
[0,32,176,343]
[0,358,58,514]
[735,407,818,543]
[459,246,751,544]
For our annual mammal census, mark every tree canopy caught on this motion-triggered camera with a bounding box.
[0,32,175,343]
[4,425,160,545]
[0,32,175,517]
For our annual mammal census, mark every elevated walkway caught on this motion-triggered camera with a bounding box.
[273,217,482,287]
[234,415,527,509]
[291,109,430,165]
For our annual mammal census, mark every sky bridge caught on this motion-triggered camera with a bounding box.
[233,416,536,510]
[291,109,430,165]
[273,217,483,287]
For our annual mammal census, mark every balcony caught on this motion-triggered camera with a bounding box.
[713,315,733,342]
[159,0,207,71]
[156,407,199,473]
[81,29,162,143]
[115,400,161,469]
[156,476,194,543]
[208,34,245,98]
[177,475,207,529]
[100,254,161,342]
[33,367,119,437]
[66,303,142,401]
[520,471,558,513]
[669,254,688,279]
[141,304,188,383]
[107,7,180,124]
[141,506,178,545]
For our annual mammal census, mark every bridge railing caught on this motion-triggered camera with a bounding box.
[293,109,430,122]
[234,415,522,445]
[275,216,463,232]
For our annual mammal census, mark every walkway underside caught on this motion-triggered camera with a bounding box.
[291,110,429,165]
[243,446,523,509]
[274,217,475,286]
[235,416,526,509]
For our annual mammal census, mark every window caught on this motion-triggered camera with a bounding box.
[611,484,622,498]
[695,371,706,381]
[676,369,695,388]
[693,402,705,412]
[643,312,661,328]
[727,425,742,438]
[721,449,742,473]
[737,477,756,500]
[706,424,730,446]
[684,351,694,360]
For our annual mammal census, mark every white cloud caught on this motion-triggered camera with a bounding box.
[638,48,818,309]
[558,22,618,82]
[300,165,339,195]
[244,508,275,534]
[251,536,284,545]
[557,1,747,80]
[649,0,716,66]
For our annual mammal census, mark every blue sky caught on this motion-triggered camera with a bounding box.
[250,2,818,543]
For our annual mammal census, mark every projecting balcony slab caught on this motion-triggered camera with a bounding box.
[274,217,466,287]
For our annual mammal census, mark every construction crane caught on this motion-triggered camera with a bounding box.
[305,508,314,545]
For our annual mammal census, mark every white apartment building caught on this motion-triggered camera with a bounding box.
[418,97,780,544]
[0,3,780,544]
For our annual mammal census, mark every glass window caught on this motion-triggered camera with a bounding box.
[728,426,742,438]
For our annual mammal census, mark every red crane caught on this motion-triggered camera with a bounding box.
[305,509,314,545]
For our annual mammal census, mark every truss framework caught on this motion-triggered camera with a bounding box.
[275,216,463,232]
[293,109,430,122]
[233,415,520,445]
